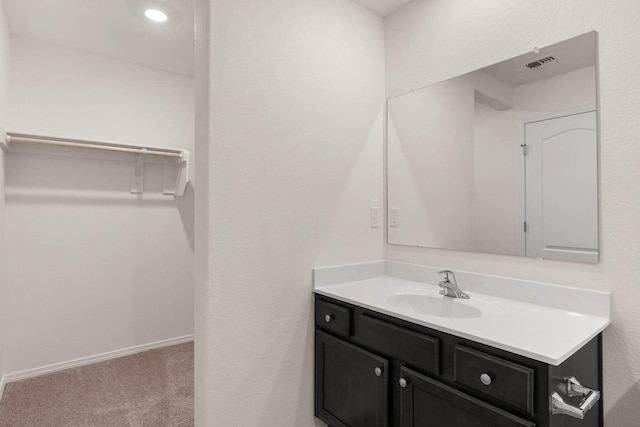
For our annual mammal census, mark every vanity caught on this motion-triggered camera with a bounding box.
[313,261,610,427]
[315,30,609,427]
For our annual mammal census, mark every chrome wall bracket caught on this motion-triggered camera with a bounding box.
[551,376,600,419]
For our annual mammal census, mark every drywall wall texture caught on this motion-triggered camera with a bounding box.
[385,0,640,423]
[196,0,385,424]
[193,0,210,422]
[3,36,194,375]
[0,124,4,390]
[0,0,9,388]
[0,146,3,389]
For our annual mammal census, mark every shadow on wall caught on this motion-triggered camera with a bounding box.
[249,294,325,426]
[2,145,196,374]
[603,348,640,423]
[605,381,640,425]
[176,182,195,251]
[604,382,640,427]
[603,298,640,425]
[5,145,195,250]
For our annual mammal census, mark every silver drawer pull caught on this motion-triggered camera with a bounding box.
[374,367,383,377]
[480,373,492,386]
[551,377,600,419]
[324,314,334,323]
[399,378,408,388]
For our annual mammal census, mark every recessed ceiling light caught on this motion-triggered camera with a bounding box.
[145,9,168,23]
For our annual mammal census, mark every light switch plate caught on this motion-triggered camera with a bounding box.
[390,208,399,227]
[371,207,381,228]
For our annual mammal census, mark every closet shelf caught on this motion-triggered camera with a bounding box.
[0,132,190,197]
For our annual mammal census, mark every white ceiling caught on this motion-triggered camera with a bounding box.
[2,0,194,76]
[0,0,413,78]
[350,0,413,16]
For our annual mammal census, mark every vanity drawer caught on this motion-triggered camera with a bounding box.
[315,299,351,337]
[454,345,534,415]
[356,314,439,375]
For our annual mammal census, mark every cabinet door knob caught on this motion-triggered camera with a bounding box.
[480,373,492,386]
[324,314,334,323]
[374,367,383,377]
[399,378,408,388]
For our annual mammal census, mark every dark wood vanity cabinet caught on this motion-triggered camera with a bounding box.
[316,331,389,427]
[314,295,603,427]
[399,366,534,427]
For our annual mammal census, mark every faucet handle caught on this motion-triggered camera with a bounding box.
[438,270,453,281]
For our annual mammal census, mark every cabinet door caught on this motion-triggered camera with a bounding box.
[316,330,389,427]
[399,367,535,427]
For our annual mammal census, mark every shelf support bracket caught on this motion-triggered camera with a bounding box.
[131,150,147,194]
[162,150,189,197]
[174,150,189,197]
[0,131,9,152]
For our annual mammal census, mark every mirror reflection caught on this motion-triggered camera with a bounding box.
[387,31,598,263]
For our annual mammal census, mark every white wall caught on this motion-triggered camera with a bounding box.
[3,36,194,375]
[0,0,10,392]
[193,0,209,422]
[195,0,385,425]
[385,1,640,424]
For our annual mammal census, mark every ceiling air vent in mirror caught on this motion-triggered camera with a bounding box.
[525,55,557,70]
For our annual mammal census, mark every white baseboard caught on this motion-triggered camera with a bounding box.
[2,334,194,386]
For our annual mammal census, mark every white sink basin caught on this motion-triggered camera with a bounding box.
[387,292,503,319]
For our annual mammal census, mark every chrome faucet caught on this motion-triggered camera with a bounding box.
[438,270,470,299]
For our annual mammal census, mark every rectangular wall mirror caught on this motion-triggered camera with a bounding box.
[387,31,598,263]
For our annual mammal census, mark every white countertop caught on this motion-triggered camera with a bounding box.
[313,261,610,366]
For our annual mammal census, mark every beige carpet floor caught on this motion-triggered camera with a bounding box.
[0,342,194,427]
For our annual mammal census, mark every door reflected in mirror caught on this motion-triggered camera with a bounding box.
[387,31,598,263]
